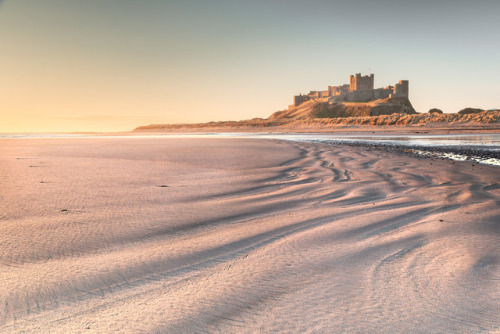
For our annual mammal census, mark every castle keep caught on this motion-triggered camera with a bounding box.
[292,74,409,108]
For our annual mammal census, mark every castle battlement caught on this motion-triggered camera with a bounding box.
[292,74,408,108]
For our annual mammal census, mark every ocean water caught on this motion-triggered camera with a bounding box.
[2,132,499,166]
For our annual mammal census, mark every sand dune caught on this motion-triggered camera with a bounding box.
[1,137,499,333]
[134,109,500,132]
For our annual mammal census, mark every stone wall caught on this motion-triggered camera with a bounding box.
[294,95,310,107]
[373,88,393,100]
[345,90,375,102]
[329,84,349,97]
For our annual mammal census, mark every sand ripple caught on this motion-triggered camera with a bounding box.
[0,138,499,333]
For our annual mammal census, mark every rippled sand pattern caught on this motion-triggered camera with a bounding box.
[1,138,499,333]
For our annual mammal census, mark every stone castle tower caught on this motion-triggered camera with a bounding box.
[393,80,409,98]
[349,73,374,91]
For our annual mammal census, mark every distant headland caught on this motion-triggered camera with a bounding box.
[135,73,499,132]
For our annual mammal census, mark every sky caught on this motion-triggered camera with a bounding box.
[0,0,499,132]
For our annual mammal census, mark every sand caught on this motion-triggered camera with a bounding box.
[1,137,499,333]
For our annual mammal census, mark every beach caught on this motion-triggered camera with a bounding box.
[1,136,499,333]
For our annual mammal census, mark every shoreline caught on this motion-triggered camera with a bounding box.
[3,130,499,167]
[2,121,499,138]
[315,140,500,166]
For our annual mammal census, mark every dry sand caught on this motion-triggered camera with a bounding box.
[1,137,499,333]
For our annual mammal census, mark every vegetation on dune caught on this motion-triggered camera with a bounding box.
[134,99,499,131]
[135,109,500,131]
[428,108,444,114]
[458,107,484,115]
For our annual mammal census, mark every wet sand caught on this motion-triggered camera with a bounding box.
[1,137,499,333]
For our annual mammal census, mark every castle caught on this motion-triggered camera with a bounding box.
[292,73,409,108]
